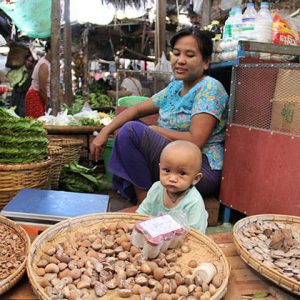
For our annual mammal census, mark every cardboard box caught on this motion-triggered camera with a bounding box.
[271,69,300,134]
[271,99,300,134]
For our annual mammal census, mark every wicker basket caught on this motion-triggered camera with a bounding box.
[0,215,31,295]
[27,213,230,300]
[47,145,64,190]
[233,214,300,295]
[0,159,52,210]
[48,138,83,165]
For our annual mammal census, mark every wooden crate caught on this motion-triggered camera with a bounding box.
[204,197,220,227]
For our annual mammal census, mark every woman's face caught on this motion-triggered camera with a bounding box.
[171,35,210,84]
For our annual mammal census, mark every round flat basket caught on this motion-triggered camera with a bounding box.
[0,215,31,295]
[47,146,64,190]
[27,213,230,300]
[0,159,52,210]
[48,138,83,165]
[233,214,300,295]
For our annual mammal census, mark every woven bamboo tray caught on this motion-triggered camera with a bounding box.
[48,138,83,165]
[27,213,230,300]
[47,146,64,190]
[0,215,31,295]
[0,159,52,210]
[233,214,300,295]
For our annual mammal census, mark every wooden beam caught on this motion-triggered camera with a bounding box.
[154,0,166,62]
[50,0,61,115]
[63,0,73,106]
[82,27,89,104]
[201,0,211,27]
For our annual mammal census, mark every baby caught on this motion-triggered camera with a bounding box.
[137,140,208,232]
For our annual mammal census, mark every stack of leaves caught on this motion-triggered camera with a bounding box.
[60,162,111,193]
[0,108,48,163]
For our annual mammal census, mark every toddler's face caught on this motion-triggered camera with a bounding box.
[159,148,201,194]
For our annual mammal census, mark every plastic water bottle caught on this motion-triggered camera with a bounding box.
[254,1,273,43]
[241,2,257,40]
[231,7,243,40]
[223,9,235,40]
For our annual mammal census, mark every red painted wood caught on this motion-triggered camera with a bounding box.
[220,124,300,216]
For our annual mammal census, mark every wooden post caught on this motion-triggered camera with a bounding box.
[154,0,166,62]
[82,27,89,104]
[63,0,73,106]
[201,0,211,27]
[50,0,61,115]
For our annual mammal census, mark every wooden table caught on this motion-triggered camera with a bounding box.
[3,232,298,300]
[44,125,103,160]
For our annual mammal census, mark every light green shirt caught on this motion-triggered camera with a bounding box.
[136,181,208,233]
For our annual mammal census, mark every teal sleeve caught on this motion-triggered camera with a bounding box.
[186,200,208,233]
[136,183,158,216]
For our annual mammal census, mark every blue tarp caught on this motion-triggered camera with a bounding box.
[0,0,51,38]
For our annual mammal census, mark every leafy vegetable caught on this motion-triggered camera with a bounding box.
[60,162,111,193]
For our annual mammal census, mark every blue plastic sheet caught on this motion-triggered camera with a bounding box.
[0,0,51,38]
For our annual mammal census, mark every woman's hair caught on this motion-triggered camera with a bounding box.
[170,27,213,61]
[45,41,51,52]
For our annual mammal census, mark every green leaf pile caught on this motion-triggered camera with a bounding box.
[60,162,112,193]
[0,108,48,163]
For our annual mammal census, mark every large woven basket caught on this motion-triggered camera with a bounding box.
[0,159,52,210]
[0,215,31,295]
[48,138,83,165]
[27,213,230,300]
[47,145,64,190]
[233,214,300,295]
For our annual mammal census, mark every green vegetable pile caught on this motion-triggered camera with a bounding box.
[77,118,101,126]
[89,93,112,110]
[60,162,111,193]
[0,108,48,163]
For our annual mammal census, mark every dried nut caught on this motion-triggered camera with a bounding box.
[202,283,209,293]
[121,241,131,251]
[44,246,56,256]
[118,288,132,298]
[118,251,129,260]
[130,245,140,256]
[39,278,51,288]
[153,267,166,281]
[209,283,217,295]
[135,275,148,286]
[70,269,82,280]
[148,278,158,287]
[153,282,163,294]
[176,285,189,296]
[165,270,176,278]
[108,223,117,231]
[188,284,197,293]
[139,286,151,295]
[132,284,141,294]
[140,262,152,274]
[188,260,197,268]
[37,259,48,268]
[94,281,107,297]
[126,267,138,277]
[147,261,158,270]
[157,258,168,267]
[169,279,177,293]
[181,245,191,253]
[166,253,177,263]
[200,291,211,300]
[35,268,46,276]
[102,249,114,256]
[45,263,59,273]
[184,274,193,285]
[157,293,172,300]
[174,273,184,285]
[212,273,223,288]
[106,278,118,289]
[77,279,91,289]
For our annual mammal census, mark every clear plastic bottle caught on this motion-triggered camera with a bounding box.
[241,2,257,40]
[223,9,235,40]
[231,7,243,41]
[254,1,273,43]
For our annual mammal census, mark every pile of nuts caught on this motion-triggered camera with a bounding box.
[0,223,26,280]
[33,221,224,299]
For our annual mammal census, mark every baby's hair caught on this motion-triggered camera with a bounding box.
[161,140,202,172]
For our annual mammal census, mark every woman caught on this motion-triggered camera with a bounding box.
[91,27,228,204]
[120,65,143,96]
[25,41,51,118]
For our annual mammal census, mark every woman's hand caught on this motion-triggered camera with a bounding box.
[90,129,109,162]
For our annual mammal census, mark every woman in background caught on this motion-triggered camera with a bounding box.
[25,41,51,118]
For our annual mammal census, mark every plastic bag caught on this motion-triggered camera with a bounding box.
[154,52,172,81]
[73,102,99,120]
[193,0,203,15]
[219,0,242,11]
[155,52,172,73]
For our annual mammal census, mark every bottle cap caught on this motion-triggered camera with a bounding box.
[246,3,254,7]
